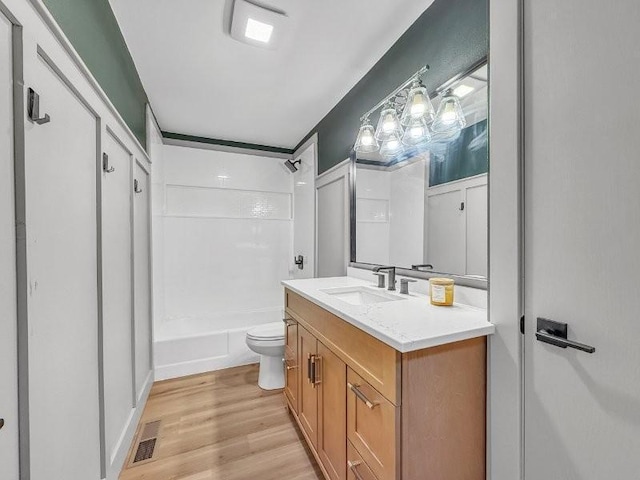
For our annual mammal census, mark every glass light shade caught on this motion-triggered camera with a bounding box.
[374,105,404,141]
[402,117,431,146]
[354,119,379,153]
[401,81,435,125]
[432,89,467,134]
[379,132,403,158]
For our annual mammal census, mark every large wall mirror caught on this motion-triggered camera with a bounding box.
[351,61,488,284]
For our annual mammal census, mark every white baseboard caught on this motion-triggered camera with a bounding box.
[105,370,154,480]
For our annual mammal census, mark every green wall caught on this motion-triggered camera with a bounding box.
[296,0,488,174]
[43,0,149,147]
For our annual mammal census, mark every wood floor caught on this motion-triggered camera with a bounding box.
[120,364,323,480]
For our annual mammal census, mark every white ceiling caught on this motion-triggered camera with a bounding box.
[109,0,435,149]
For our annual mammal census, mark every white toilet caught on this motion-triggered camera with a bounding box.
[245,321,286,390]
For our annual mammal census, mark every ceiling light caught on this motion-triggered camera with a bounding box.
[230,0,289,50]
[245,18,273,43]
[453,84,475,98]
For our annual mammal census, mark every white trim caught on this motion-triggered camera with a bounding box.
[316,157,351,182]
[163,136,293,160]
[27,0,151,164]
[487,0,524,478]
[105,370,152,480]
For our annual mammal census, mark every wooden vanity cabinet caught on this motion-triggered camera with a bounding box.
[284,288,487,480]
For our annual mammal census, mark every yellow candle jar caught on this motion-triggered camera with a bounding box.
[429,278,454,306]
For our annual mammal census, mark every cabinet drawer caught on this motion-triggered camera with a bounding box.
[285,289,400,405]
[347,369,399,480]
[347,442,379,480]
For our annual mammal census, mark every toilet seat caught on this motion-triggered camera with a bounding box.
[246,321,285,342]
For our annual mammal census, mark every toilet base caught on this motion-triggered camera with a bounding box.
[258,354,285,390]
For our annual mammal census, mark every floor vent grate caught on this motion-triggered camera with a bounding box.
[133,438,157,463]
[129,420,161,466]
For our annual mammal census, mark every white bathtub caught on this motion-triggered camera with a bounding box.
[154,307,284,380]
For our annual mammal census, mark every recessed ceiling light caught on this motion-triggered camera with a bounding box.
[230,0,289,50]
[453,85,475,98]
[245,18,274,43]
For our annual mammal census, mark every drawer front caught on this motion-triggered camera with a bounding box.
[347,442,379,480]
[284,344,298,413]
[347,369,399,480]
[285,289,400,405]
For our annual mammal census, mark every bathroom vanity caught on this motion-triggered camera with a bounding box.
[281,277,494,480]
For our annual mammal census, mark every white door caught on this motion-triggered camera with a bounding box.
[133,161,151,399]
[292,143,316,279]
[25,54,102,479]
[427,189,464,274]
[0,11,19,479]
[524,1,640,478]
[102,132,134,471]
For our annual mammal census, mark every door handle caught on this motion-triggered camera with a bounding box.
[536,317,595,354]
[347,382,379,409]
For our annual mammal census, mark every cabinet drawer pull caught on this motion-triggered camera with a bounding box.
[282,358,297,371]
[347,460,365,480]
[307,354,313,383]
[310,355,317,386]
[348,382,378,409]
[282,317,296,326]
[313,356,321,386]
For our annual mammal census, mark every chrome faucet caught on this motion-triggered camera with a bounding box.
[373,266,396,291]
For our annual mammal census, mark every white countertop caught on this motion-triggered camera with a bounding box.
[282,276,494,353]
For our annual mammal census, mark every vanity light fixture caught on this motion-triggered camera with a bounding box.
[432,88,467,135]
[354,117,379,153]
[374,103,404,141]
[379,131,404,158]
[402,116,431,146]
[400,79,435,125]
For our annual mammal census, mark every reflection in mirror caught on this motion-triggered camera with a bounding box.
[354,63,488,278]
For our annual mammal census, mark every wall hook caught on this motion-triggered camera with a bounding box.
[27,88,51,125]
[102,153,115,173]
[134,179,142,193]
[294,255,304,270]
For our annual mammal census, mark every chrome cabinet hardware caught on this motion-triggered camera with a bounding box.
[102,153,115,173]
[400,278,417,295]
[134,179,143,193]
[294,255,304,270]
[347,382,378,409]
[536,317,595,354]
[373,273,386,289]
[27,88,51,125]
[347,460,365,480]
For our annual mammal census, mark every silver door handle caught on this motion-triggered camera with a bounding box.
[536,318,595,354]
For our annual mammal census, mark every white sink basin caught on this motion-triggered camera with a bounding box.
[320,286,404,306]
